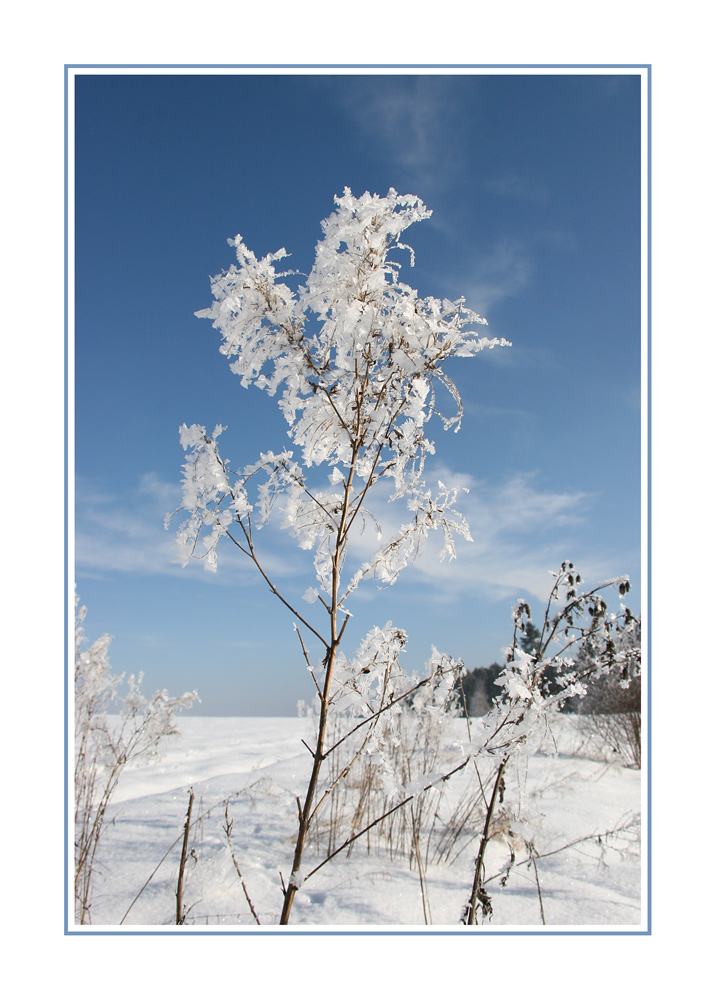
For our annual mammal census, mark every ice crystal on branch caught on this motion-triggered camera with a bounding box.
[169,188,508,588]
[304,622,463,802]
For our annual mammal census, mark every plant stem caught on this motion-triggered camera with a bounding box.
[465,758,506,926]
[412,805,431,925]
[279,420,365,924]
[175,788,194,925]
[224,804,261,924]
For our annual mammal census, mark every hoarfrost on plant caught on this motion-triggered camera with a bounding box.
[168,187,509,586]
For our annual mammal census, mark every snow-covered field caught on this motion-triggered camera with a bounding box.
[76,714,644,931]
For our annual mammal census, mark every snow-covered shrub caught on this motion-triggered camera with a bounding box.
[74,597,197,924]
[572,618,641,767]
[168,188,508,923]
[303,637,465,864]
[461,562,638,923]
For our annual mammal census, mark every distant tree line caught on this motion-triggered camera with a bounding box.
[455,662,505,716]
[454,621,541,717]
[456,619,641,718]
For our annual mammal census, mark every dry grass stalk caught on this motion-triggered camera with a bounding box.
[175,789,195,924]
[223,803,261,924]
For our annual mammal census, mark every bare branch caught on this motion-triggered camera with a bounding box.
[225,526,329,650]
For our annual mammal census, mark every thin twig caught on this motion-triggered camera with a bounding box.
[120,786,261,925]
[322,666,458,760]
[465,758,506,925]
[223,803,261,925]
[527,842,546,925]
[304,752,477,882]
[295,626,324,699]
[226,526,329,649]
[175,788,194,925]
[412,805,431,925]
[481,814,641,884]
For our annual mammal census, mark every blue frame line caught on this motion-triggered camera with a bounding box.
[64,63,651,937]
[66,63,651,71]
[74,928,650,936]
[64,64,70,939]
[646,65,653,936]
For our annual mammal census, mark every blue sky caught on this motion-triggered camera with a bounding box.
[73,69,643,715]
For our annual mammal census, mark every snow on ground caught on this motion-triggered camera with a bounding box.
[77,715,643,931]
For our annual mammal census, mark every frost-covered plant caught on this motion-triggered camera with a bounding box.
[461,562,638,923]
[74,597,197,924]
[303,632,464,863]
[572,617,642,768]
[168,188,508,923]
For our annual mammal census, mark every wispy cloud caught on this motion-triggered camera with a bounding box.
[75,473,299,584]
[76,475,179,577]
[339,465,621,604]
[75,466,627,612]
[449,226,577,326]
[343,76,462,188]
[460,237,535,313]
[339,78,582,324]
[483,172,549,204]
